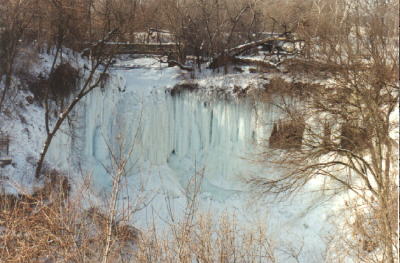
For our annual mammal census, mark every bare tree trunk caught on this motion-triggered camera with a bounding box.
[35,28,118,178]
[0,1,32,113]
[101,167,123,263]
[35,61,111,178]
[0,44,18,113]
[0,68,12,113]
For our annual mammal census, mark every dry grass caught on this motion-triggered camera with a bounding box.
[134,213,276,263]
[0,172,138,263]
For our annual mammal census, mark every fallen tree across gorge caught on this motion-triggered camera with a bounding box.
[209,35,304,71]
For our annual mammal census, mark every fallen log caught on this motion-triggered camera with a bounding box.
[234,57,281,72]
[226,36,303,57]
[0,157,12,167]
[208,54,280,73]
[167,60,193,71]
[209,34,303,71]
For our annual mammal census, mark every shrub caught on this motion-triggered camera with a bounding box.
[48,63,80,99]
[28,62,80,105]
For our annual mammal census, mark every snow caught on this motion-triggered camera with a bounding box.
[0,48,99,192]
[194,71,268,93]
[45,56,338,262]
[0,86,44,194]
[0,52,363,262]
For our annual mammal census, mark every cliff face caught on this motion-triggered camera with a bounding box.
[43,57,333,262]
[50,57,280,198]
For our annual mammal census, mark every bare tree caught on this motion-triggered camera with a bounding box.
[251,0,399,262]
[160,0,264,66]
[101,135,135,263]
[35,29,119,178]
[0,0,35,112]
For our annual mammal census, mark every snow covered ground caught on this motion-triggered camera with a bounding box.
[0,86,44,194]
[0,49,94,193]
[0,54,343,262]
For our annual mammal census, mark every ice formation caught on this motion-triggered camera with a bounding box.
[48,57,333,262]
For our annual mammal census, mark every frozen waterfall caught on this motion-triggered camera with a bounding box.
[68,58,280,200]
[47,57,333,263]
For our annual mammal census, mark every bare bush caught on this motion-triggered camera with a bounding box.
[0,170,140,262]
[134,213,276,263]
